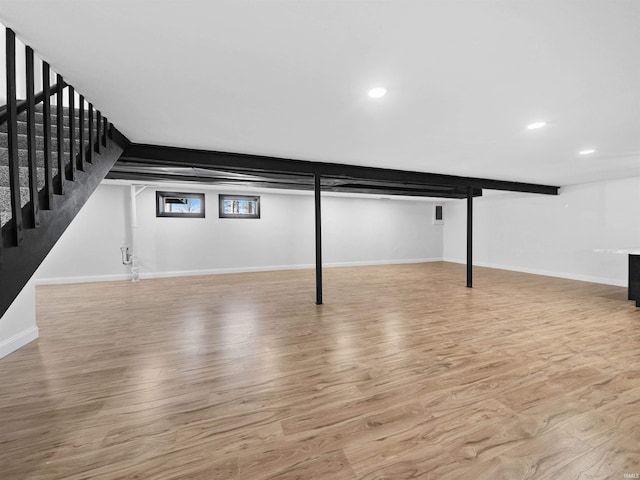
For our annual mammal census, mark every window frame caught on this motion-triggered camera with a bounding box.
[156,191,206,218]
[433,204,444,225]
[218,194,261,219]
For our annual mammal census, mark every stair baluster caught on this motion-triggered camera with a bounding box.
[42,62,53,210]
[5,28,23,246]
[56,75,65,194]
[78,95,85,171]
[103,116,108,146]
[25,46,39,228]
[68,86,75,181]
[95,110,101,154]
[88,104,94,164]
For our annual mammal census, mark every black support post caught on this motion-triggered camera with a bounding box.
[466,185,473,288]
[315,173,323,305]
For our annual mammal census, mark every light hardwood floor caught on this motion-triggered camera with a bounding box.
[1,262,639,479]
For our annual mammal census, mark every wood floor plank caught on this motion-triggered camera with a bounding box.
[451,429,592,480]
[0,262,638,479]
[239,449,357,480]
[538,433,640,480]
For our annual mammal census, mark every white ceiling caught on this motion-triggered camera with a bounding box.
[1,0,639,187]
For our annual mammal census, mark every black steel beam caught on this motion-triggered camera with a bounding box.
[315,173,322,305]
[322,185,481,199]
[105,171,312,191]
[108,163,485,199]
[120,143,559,195]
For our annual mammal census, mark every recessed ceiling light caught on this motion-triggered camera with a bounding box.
[579,149,596,155]
[368,87,387,99]
[527,121,547,130]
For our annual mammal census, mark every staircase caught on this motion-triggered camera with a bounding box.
[0,27,129,318]
[0,104,81,226]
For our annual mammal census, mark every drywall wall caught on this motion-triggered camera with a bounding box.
[35,183,443,283]
[443,177,640,286]
[323,196,442,266]
[36,183,131,283]
[133,187,316,276]
[0,279,38,359]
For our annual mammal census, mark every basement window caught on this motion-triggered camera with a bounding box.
[156,191,205,218]
[219,195,260,219]
[433,204,444,225]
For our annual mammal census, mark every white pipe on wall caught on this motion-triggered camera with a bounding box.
[129,185,139,281]
[128,185,149,282]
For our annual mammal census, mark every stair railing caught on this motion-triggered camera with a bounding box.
[1,26,111,251]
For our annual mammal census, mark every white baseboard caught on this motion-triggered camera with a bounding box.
[442,257,626,287]
[0,326,39,360]
[36,258,622,287]
[139,264,315,279]
[35,258,443,285]
[140,257,442,279]
[35,273,130,286]
[324,257,442,268]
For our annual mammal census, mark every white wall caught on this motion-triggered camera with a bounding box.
[443,177,640,286]
[135,188,315,275]
[0,279,38,359]
[35,183,443,283]
[35,183,130,283]
[323,196,441,266]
